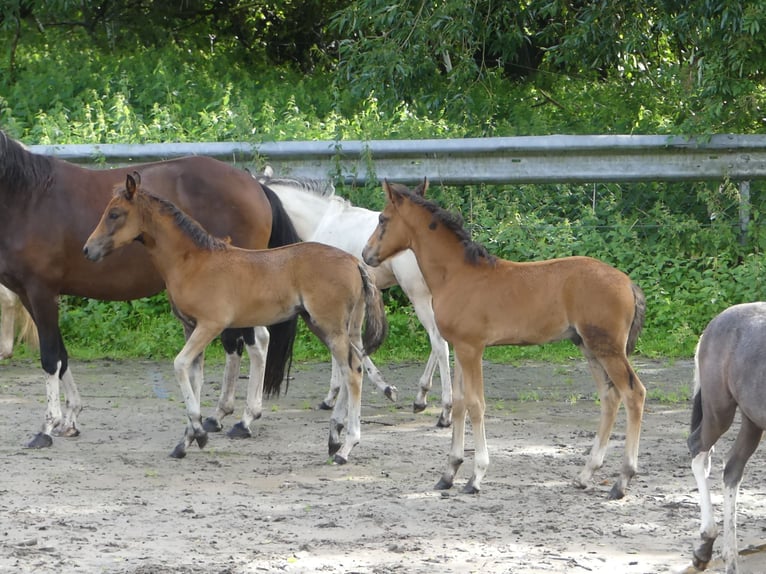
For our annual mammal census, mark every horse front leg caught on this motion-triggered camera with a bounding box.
[319,357,343,410]
[228,326,269,439]
[27,293,73,448]
[170,325,220,459]
[435,357,466,490]
[410,301,451,427]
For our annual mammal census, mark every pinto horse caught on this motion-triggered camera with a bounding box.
[255,167,453,427]
[362,179,646,499]
[0,130,299,448]
[84,174,387,460]
[688,302,766,574]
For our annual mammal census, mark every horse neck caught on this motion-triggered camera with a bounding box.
[135,198,201,276]
[267,183,335,240]
[403,205,473,288]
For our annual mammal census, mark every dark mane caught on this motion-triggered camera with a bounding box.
[140,191,228,251]
[390,182,496,266]
[0,130,54,195]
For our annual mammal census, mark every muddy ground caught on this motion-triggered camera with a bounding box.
[1,356,766,574]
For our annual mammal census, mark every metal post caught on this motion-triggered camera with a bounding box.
[739,180,751,244]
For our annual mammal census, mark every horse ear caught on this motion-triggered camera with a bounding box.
[132,171,142,185]
[125,174,138,200]
[382,179,396,203]
[413,177,429,197]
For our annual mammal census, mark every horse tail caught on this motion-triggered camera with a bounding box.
[359,263,388,356]
[261,183,302,398]
[16,302,39,349]
[687,337,704,456]
[625,282,646,356]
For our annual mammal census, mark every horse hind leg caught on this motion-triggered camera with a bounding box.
[721,416,763,573]
[229,326,270,439]
[203,328,243,432]
[0,289,14,359]
[328,339,364,465]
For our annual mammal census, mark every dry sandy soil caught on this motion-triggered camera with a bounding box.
[2,356,766,574]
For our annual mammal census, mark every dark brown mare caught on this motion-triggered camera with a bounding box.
[0,130,299,449]
[688,302,766,574]
[84,174,387,460]
[362,179,646,499]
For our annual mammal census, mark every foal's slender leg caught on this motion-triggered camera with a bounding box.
[436,356,466,490]
[600,356,645,499]
[170,325,221,459]
[331,340,365,464]
[319,358,344,410]
[204,329,243,432]
[230,326,270,438]
[456,349,488,494]
[721,416,763,573]
[576,353,622,489]
[691,449,717,570]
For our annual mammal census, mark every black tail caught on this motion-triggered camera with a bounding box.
[261,183,301,397]
[687,388,704,456]
[359,263,388,355]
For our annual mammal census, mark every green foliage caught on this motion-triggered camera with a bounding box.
[2,4,766,364]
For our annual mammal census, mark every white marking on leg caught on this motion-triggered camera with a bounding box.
[692,451,718,546]
[43,361,63,435]
[242,326,269,427]
[722,480,740,573]
[59,367,82,436]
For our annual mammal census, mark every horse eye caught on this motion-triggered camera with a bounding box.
[108,210,121,220]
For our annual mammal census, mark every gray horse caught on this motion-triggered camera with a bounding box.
[688,302,766,574]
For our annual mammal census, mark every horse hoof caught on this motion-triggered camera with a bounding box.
[328,441,342,456]
[434,477,453,490]
[436,413,452,428]
[384,385,398,402]
[57,427,80,438]
[333,454,348,465]
[413,402,427,414]
[608,482,625,500]
[461,482,480,495]
[318,400,334,411]
[202,417,223,433]
[227,421,252,439]
[170,444,187,459]
[194,432,208,450]
[27,432,53,449]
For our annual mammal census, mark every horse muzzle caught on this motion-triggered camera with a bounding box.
[361,245,380,267]
[82,239,111,262]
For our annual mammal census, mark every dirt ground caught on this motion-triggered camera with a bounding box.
[2,356,766,574]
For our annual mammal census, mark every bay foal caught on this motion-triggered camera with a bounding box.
[363,179,646,498]
[84,174,387,461]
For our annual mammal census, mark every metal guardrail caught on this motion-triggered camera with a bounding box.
[29,134,766,185]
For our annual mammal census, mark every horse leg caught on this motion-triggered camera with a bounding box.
[0,287,14,359]
[57,365,82,437]
[435,356,466,490]
[575,353,621,490]
[363,354,397,403]
[330,342,364,464]
[170,325,220,459]
[319,357,343,410]
[601,356,645,500]
[27,291,71,448]
[411,307,451,427]
[457,349,487,494]
[691,449,717,570]
[721,416,763,574]
[204,328,242,432]
[229,326,270,439]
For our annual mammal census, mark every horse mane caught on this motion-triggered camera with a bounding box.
[389,182,497,266]
[257,170,338,198]
[138,190,229,251]
[0,130,54,195]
